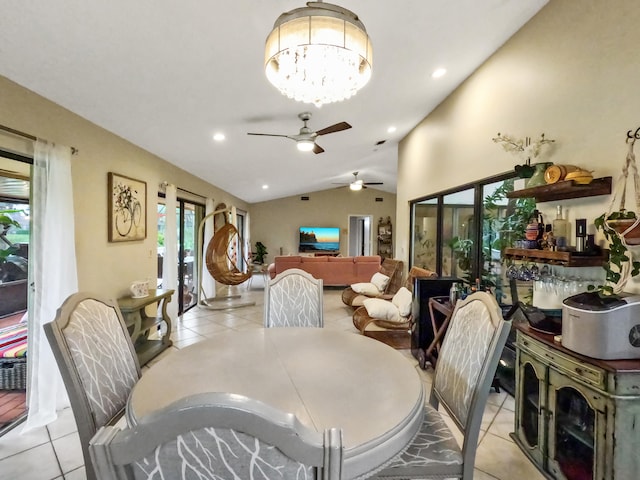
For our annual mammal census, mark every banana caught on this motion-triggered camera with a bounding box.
[564,169,593,184]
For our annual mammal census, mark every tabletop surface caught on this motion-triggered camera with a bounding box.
[127,328,424,478]
[117,288,174,311]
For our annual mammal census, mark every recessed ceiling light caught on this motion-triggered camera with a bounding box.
[432,68,447,78]
[387,126,397,134]
[213,132,225,141]
[262,184,269,189]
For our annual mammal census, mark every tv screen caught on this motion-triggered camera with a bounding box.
[299,226,340,253]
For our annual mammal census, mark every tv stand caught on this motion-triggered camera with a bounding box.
[313,252,340,257]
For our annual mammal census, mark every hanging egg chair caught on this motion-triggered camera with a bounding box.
[205,223,252,286]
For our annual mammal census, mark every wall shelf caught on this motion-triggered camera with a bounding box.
[504,247,608,267]
[506,176,612,203]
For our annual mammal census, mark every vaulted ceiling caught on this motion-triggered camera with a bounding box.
[0,0,548,203]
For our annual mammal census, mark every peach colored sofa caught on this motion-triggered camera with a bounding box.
[267,255,382,286]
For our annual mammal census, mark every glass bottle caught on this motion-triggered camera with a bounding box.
[553,205,570,249]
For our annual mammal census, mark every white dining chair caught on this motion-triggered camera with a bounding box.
[264,268,324,327]
[90,392,343,480]
[44,293,141,480]
[371,291,511,479]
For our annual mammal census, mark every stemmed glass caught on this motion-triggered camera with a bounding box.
[506,263,519,280]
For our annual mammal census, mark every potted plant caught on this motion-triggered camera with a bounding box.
[253,241,268,265]
[591,132,640,294]
[593,211,640,295]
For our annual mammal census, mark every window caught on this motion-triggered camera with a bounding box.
[410,172,535,305]
[0,160,30,318]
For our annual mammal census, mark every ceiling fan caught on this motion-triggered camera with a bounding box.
[333,172,383,191]
[247,112,351,154]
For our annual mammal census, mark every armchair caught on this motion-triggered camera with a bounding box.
[341,258,404,308]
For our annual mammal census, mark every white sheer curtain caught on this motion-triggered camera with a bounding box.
[200,198,215,302]
[245,211,252,266]
[23,140,78,432]
[162,184,178,320]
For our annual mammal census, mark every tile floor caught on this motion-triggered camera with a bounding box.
[0,281,545,480]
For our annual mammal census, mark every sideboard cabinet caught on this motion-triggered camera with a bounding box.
[514,324,640,479]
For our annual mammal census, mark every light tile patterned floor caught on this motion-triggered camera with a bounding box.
[0,281,544,479]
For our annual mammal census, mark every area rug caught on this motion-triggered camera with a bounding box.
[364,330,411,350]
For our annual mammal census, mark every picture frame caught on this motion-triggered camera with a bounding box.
[108,172,147,242]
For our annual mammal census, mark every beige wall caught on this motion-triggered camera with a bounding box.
[0,76,249,299]
[250,187,396,261]
[397,0,640,290]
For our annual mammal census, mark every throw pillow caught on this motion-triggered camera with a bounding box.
[351,282,381,296]
[392,287,413,318]
[370,272,390,292]
[363,298,401,323]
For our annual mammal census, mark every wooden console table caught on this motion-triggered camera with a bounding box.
[118,288,174,366]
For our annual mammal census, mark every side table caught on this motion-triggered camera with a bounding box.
[118,288,174,366]
[424,296,454,368]
[247,263,269,290]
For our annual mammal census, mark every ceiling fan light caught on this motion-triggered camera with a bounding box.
[297,139,315,152]
[350,182,363,191]
[265,2,373,107]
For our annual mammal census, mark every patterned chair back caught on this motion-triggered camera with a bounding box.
[264,268,324,328]
[371,292,510,480]
[89,392,343,480]
[45,293,141,480]
[431,291,510,446]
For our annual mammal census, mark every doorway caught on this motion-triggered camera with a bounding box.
[157,198,205,315]
[348,215,372,256]
[0,154,30,435]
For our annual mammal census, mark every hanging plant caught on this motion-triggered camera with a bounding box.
[591,128,640,294]
[593,212,640,295]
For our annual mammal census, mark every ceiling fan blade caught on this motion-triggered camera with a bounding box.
[315,122,352,136]
[247,133,290,138]
[363,182,384,185]
[312,143,325,154]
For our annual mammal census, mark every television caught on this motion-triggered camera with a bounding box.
[299,226,340,253]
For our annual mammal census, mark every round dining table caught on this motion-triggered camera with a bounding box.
[127,328,425,479]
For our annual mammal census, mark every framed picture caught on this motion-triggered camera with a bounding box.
[108,172,147,242]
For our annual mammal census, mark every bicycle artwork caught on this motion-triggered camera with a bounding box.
[108,172,147,242]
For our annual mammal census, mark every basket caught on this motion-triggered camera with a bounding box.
[0,324,28,390]
[0,357,27,390]
[608,218,640,245]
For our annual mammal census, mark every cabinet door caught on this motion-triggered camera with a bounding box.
[515,351,547,467]
[546,368,607,480]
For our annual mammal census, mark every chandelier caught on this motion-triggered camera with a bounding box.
[264,1,373,108]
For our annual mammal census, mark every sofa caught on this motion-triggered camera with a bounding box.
[268,255,382,286]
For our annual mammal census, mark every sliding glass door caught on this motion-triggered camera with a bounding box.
[157,198,205,315]
[409,172,534,305]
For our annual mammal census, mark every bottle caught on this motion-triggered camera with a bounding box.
[575,218,587,252]
[552,205,570,250]
[449,283,459,305]
[525,210,544,248]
